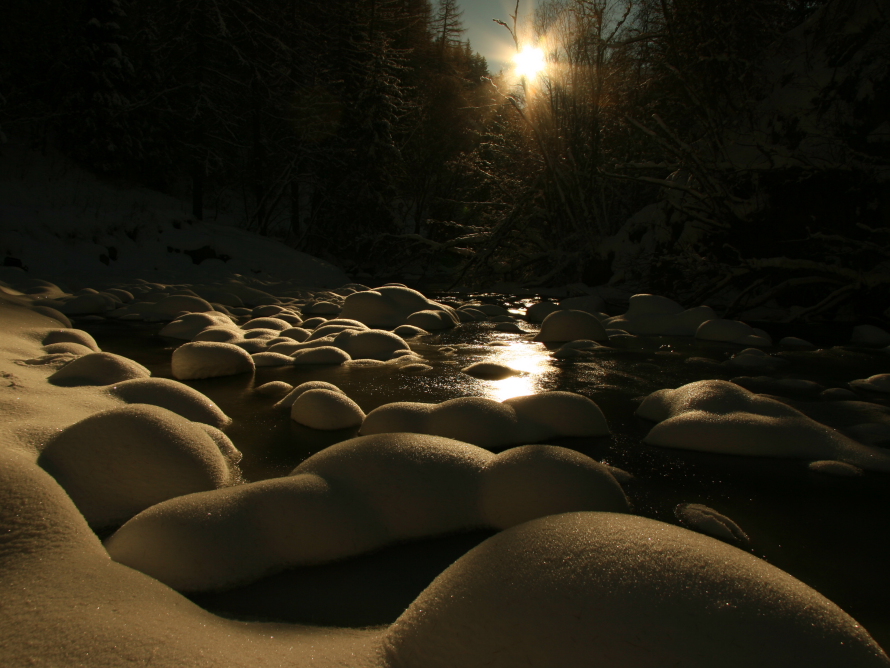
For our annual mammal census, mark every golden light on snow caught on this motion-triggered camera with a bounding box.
[514,46,547,80]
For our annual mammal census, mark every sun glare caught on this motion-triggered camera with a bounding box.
[514,46,546,80]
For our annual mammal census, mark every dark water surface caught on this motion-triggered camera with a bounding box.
[83,315,890,643]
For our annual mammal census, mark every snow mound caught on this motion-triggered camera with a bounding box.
[394,324,429,337]
[338,285,457,329]
[405,309,458,330]
[333,328,410,361]
[697,319,773,346]
[533,310,608,342]
[42,341,94,356]
[526,301,559,323]
[146,295,215,320]
[291,346,351,365]
[675,503,749,545]
[850,374,890,394]
[251,352,295,367]
[461,362,521,379]
[852,325,890,347]
[48,351,150,386]
[290,389,365,430]
[604,294,717,336]
[275,381,344,409]
[159,312,235,339]
[254,381,293,397]
[192,325,243,343]
[171,341,255,380]
[38,404,236,527]
[108,377,231,428]
[636,380,890,471]
[383,512,888,668]
[43,328,100,351]
[494,321,524,333]
[479,445,629,529]
[809,460,865,476]
[242,317,292,331]
[362,391,609,449]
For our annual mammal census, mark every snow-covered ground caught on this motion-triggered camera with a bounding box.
[3,142,890,666]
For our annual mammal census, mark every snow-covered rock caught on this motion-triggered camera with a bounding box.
[604,294,716,337]
[108,377,231,428]
[361,392,609,449]
[38,404,236,527]
[697,319,772,346]
[290,389,365,430]
[461,362,521,379]
[636,380,890,471]
[338,285,456,329]
[48,352,151,386]
[383,512,888,668]
[291,346,351,365]
[674,503,749,545]
[479,445,629,529]
[533,310,608,343]
[171,342,255,380]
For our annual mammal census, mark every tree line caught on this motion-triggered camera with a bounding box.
[2,0,888,319]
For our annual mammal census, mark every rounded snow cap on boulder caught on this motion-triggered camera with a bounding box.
[405,309,458,331]
[49,352,150,386]
[109,377,231,428]
[333,328,411,360]
[361,391,609,449]
[696,318,772,346]
[241,317,291,331]
[461,362,521,380]
[338,285,454,329]
[43,328,100,352]
[147,295,215,320]
[605,294,717,336]
[275,381,345,409]
[290,389,365,430]
[38,404,235,528]
[191,325,242,343]
[291,346,351,365]
[159,312,234,340]
[171,341,255,380]
[384,512,889,668]
[480,445,629,529]
[533,309,608,343]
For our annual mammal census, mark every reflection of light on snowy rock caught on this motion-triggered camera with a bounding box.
[675,503,749,545]
[637,380,890,471]
[406,309,459,330]
[49,351,150,386]
[110,377,230,428]
[383,512,888,668]
[290,389,365,430]
[39,405,237,527]
[171,341,255,380]
[533,310,608,343]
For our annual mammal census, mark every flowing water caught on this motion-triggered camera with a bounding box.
[82,301,890,644]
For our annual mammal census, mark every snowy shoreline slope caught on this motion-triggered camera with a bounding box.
[0,139,349,289]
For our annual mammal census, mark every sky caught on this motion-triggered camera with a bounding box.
[460,0,537,74]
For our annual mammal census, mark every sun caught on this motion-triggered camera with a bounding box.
[514,46,546,80]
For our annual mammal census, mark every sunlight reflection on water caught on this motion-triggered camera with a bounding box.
[479,340,552,402]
